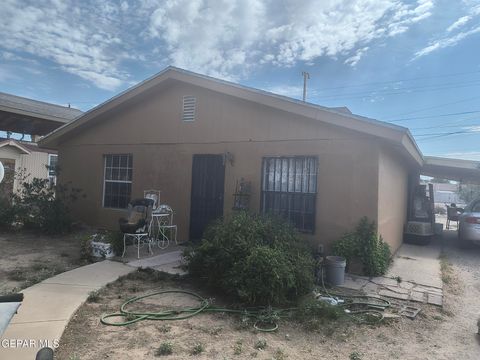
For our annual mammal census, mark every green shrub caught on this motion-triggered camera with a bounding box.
[0,196,17,229]
[332,217,391,276]
[105,231,124,256]
[190,343,204,355]
[184,211,315,305]
[13,178,84,234]
[155,342,173,356]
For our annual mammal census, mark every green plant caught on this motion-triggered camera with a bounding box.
[13,177,84,234]
[350,351,362,360]
[0,196,17,229]
[254,338,267,350]
[105,230,124,256]
[156,324,171,333]
[155,342,173,356]
[273,349,286,360]
[184,212,315,305]
[86,290,101,303]
[190,343,205,355]
[233,340,243,355]
[332,217,391,276]
[80,235,94,263]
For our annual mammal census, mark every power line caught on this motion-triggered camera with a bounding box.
[384,95,480,119]
[388,110,480,122]
[315,69,480,92]
[411,122,480,131]
[315,80,480,101]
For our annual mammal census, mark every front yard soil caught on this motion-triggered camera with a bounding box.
[56,245,479,360]
[0,230,86,294]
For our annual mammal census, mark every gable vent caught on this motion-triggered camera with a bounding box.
[182,95,196,122]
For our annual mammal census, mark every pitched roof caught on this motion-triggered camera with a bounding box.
[39,66,423,165]
[0,139,31,154]
[0,92,83,136]
[0,92,82,121]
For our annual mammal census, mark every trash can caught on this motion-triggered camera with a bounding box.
[325,256,346,286]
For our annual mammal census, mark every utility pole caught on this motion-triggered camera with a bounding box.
[302,71,310,102]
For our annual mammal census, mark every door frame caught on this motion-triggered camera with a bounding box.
[189,154,226,240]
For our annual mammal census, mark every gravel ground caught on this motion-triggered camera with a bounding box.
[55,230,480,360]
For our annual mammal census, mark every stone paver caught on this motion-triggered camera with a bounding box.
[338,242,444,306]
[0,261,133,360]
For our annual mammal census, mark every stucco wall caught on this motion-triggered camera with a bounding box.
[377,145,410,253]
[57,80,381,248]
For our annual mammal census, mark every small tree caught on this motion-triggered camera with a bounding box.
[184,211,315,305]
[14,177,84,234]
[459,184,480,204]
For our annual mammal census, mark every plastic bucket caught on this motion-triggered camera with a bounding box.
[325,256,346,286]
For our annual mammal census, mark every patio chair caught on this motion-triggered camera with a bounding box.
[150,204,178,248]
[446,204,460,230]
[119,198,155,258]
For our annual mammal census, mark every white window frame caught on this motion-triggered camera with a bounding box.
[102,154,133,209]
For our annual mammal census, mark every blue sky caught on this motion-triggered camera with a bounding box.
[1,0,480,159]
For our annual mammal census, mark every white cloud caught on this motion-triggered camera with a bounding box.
[463,125,480,132]
[414,25,480,59]
[345,47,370,67]
[447,15,472,32]
[0,0,133,90]
[0,0,434,88]
[414,3,480,59]
[146,0,433,78]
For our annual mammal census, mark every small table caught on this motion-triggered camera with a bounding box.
[149,212,172,249]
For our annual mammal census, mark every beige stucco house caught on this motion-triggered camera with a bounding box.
[40,67,426,253]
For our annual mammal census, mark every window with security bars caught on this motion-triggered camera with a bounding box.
[261,156,317,233]
[103,154,133,209]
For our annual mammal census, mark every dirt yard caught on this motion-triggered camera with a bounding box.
[56,232,480,360]
[0,230,86,295]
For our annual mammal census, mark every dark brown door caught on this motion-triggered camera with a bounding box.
[189,154,225,240]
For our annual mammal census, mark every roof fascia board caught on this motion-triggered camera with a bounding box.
[0,104,71,123]
[0,139,31,154]
[39,67,424,165]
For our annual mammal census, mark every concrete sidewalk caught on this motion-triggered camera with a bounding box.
[0,261,133,360]
[127,250,185,275]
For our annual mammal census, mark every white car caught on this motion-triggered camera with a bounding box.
[458,198,480,246]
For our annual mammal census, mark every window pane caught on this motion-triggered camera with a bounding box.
[120,155,128,168]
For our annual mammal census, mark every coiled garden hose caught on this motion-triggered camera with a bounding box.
[100,289,290,332]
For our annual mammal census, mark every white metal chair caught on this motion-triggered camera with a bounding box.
[119,199,154,259]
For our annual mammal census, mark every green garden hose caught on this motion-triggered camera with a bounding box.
[100,289,289,332]
[100,287,389,331]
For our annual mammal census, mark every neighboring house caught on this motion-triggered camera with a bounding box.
[0,92,82,195]
[432,182,462,207]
